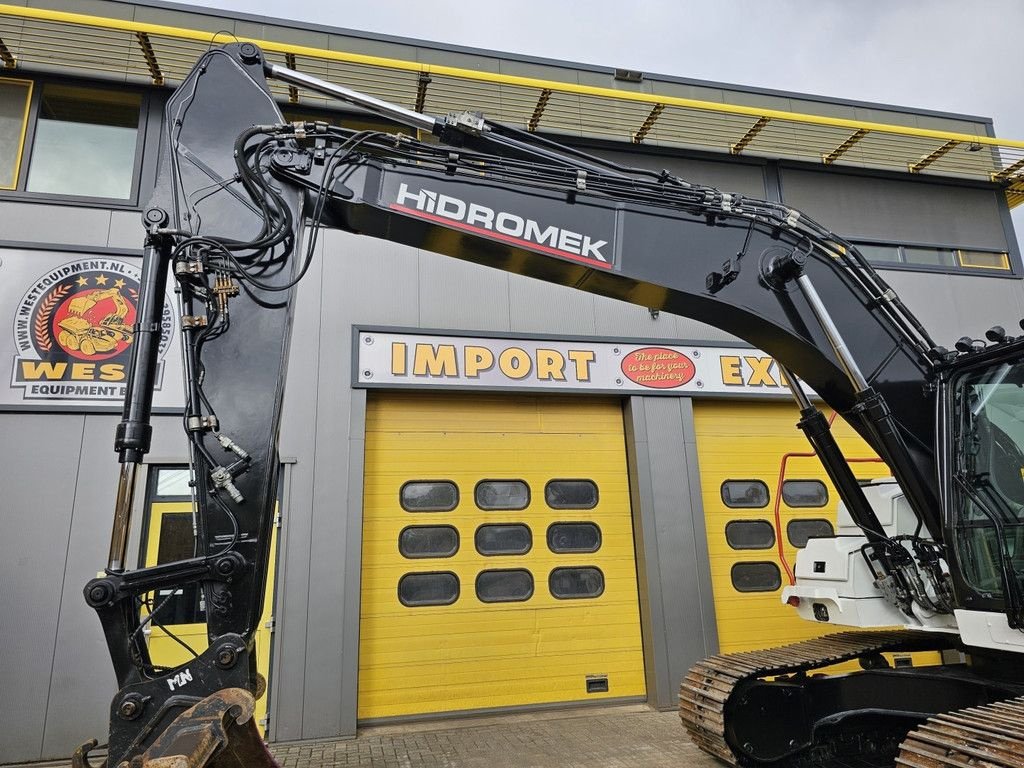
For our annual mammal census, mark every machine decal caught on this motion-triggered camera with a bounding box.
[11,258,174,402]
[389,182,613,269]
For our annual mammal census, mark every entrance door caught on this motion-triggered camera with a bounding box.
[141,466,278,736]
[359,393,646,720]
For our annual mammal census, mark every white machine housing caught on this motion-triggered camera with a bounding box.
[781,479,957,632]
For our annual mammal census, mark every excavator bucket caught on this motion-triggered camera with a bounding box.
[72,689,278,768]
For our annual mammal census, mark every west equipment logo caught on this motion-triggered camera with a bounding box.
[389,183,612,269]
[12,259,174,402]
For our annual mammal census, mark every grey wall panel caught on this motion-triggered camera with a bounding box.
[508,274,597,335]
[299,249,352,739]
[625,397,717,710]
[418,249,511,332]
[593,149,767,198]
[672,317,742,344]
[41,415,123,757]
[780,169,1007,249]
[881,270,1024,347]
[107,210,145,250]
[321,231,420,328]
[593,297,678,339]
[0,201,112,247]
[0,413,85,761]
[272,252,323,740]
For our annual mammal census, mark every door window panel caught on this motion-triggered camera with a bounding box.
[731,562,782,593]
[547,522,602,553]
[401,481,459,512]
[721,480,769,508]
[475,569,534,603]
[398,572,459,606]
[787,519,835,548]
[724,520,775,550]
[782,480,829,508]
[544,480,598,509]
[399,526,459,558]
[153,512,204,624]
[475,524,532,555]
[475,480,530,510]
[549,566,605,599]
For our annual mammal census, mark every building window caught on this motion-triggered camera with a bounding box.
[730,562,782,593]
[0,78,32,190]
[724,520,775,550]
[398,572,459,606]
[957,249,1011,270]
[155,467,193,498]
[475,524,532,556]
[475,480,530,511]
[855,242,1010,273]
[544,479,599,509]
[721,480,769,508]
[549,567,605,599]
[475,569,534,603]
[781,480,829,508]
[399,526,459,558]
[547,522,602,553]
[787,519,835,548]
[26,84,142,200]
[400,481,459,512]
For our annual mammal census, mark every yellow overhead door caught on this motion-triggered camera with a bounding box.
[359,393,646,719]
[693,401,891,654]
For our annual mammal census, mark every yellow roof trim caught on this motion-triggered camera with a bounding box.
[2,3,1020,149]
[2,2,1024,209]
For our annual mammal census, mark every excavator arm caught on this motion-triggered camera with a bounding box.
[76,43,1024,768]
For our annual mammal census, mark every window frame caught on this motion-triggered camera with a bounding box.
[0,76,33,191]
[0,73,157,209]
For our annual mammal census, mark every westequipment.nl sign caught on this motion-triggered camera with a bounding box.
[356,330,813,398]
[1,249,181,411]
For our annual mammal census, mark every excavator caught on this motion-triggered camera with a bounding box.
[73,42,1024,768]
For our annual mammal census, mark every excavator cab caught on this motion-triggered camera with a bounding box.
[947,345,1024,622]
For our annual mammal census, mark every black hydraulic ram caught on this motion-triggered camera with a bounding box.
[109,213,172,572]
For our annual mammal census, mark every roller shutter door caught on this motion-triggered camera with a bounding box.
[692,401,891,653]
[359,392,646,719]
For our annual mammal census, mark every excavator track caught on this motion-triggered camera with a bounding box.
[680,629,956,767]
[896,695,1024,768]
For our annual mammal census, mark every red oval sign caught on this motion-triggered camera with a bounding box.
[620,347,695,389]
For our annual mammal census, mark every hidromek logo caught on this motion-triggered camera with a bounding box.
[390,183,611,268]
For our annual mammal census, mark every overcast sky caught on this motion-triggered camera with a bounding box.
[169,0,1024,246]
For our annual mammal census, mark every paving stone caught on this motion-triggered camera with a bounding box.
[11,705,721,768]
